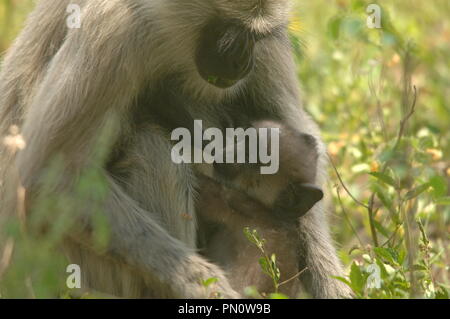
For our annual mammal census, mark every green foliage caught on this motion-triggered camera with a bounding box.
[295,0,449,299]
[0,0,33,52]
[243,228,289,299]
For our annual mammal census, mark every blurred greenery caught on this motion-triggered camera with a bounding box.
[0,0,449,299]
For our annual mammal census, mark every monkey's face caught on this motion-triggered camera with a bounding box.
[195,0,291,88]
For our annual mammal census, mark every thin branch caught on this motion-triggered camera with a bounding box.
[278,267,308,288]
[336,187,364,247]
[366,86,418,247]
[393,86,417,152]
[367,193,379,247]
[368,64,388,142]
[328,154,369,209]
[402,200,419,298]
[381,224,401,247]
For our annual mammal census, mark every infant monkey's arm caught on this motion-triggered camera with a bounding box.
[196,175,281,227]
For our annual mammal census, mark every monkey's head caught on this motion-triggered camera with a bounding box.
[194,0,291,88]
[214,120,324,220]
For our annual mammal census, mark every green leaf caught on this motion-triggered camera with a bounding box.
[327,15,343,40]
[202,277,218,287]
[398,249,406,265]
[374,247,399,265]
[259,258,271,277]
[370,172,397,188]
[404,183,431,201]
[244,227,265,250]
[373,220,390,238]
[429,176,448,198]
[435,196,450,206]
[243,286,262,299]
[411,264,428,271]
[270,254,281,282]
[332,276,352,288]
[269,293,289,299]
[435,286,449,299]
[374,185,393,209]
[350,262,366,294]
[243,227,257,245]
[417,219,429,245]
[374,185,400,223]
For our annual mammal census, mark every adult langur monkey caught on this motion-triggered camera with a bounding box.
[0,0,352,298]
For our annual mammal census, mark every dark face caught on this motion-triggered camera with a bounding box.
[273,183,324,220]
[195,19,260,88]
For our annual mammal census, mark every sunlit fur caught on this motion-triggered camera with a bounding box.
[0,0,351,298]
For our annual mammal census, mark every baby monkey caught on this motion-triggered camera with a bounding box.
[212,120,323,221]
[196,121,323,296]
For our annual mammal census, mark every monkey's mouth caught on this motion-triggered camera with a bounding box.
[205,75,239,88]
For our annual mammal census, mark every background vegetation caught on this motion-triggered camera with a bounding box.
[0,0,449,299]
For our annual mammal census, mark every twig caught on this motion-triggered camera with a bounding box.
[366,86,417,248]
[328,155,369,209]
[402,200,419,298]
[278,267,308,288]
[336,187,364,247]
[329,152,379,246]
[368,64,388,142]
[393,86,417,152]
[367,193,379,247]
[381,224,401,247]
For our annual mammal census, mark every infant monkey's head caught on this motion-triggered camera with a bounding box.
[214,120,324,222]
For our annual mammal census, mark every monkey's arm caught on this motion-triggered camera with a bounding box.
[15,3,237,298]
[196,175,275,227]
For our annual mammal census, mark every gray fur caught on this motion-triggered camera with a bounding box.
[0,0,351,298]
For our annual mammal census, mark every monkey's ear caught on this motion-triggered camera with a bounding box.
[274,183,324,220]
